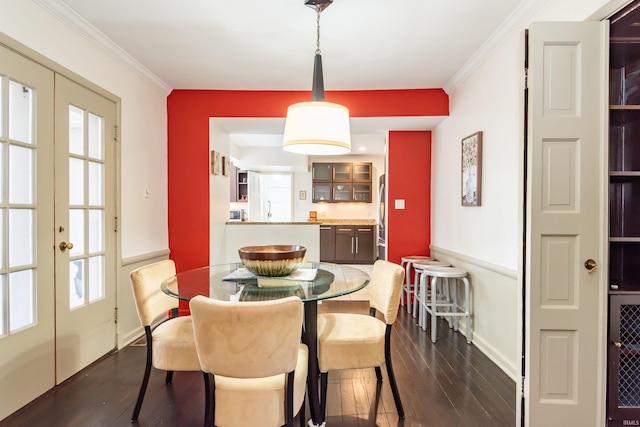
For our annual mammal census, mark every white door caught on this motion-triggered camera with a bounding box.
[525,22,608,426]
[0,44,56,420]
[54,74,117,382]
[264,174,292,222]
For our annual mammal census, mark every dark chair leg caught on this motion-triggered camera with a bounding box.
[202,372,212,427]
[165,370,174,384]
[385,326,404,418]
[319,372,328,424]
[298,396,306,427]
[131,327,153,421]
[285,371,295,427]
[374,366,383,381]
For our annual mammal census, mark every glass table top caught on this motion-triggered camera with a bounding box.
[161,262,370,303]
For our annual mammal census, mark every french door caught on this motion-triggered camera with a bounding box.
[0,45,117,419]
[54,74,116,383]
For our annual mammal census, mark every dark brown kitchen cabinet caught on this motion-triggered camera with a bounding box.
[312,162,372,203]
[319,225,335,262]
[334,226,375,264]
[230,166,248,202]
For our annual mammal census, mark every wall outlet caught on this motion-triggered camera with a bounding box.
[395,199,405,209]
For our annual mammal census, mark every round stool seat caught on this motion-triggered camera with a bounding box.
[418,266,467,278]
[413,260,449,269]
[401,255,432,262]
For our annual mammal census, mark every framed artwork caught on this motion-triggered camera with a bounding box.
[222,156,230,176]
[461,131,482,206]
[211,150,220,175]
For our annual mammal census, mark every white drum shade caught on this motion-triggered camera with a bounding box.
[282,101,351,155]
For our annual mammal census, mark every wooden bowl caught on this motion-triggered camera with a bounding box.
[238,245,307,277]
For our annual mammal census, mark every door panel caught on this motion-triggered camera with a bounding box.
[526,22,607,426]
[0,45,55,420]
[54,75,116,382]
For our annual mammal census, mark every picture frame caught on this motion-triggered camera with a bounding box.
[222,156,230,176]
[461,131,482,206]
[211,150,220,175]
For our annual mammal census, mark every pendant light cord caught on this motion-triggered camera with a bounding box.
[315,7,321,55]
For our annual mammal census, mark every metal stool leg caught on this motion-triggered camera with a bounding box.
[463,277,472,343]
[430,275,438,342]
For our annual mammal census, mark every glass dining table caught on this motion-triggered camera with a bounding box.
[160,261,370,426]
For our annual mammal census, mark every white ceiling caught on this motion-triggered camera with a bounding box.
[40,0,533,155]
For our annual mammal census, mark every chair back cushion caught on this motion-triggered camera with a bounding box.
[130,259,178,326]
[368,260,405,324]
[190,295,303,378]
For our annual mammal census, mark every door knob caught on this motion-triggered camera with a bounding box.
[584,259,597,273]
[59,241,74,251]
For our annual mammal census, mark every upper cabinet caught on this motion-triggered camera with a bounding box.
[311,162,372,203]
[230,165,248,202]
[608,14,640,292]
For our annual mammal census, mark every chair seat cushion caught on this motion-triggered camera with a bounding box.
[317,313,386,372]
[213,344,308,427]
[152,316,201,371]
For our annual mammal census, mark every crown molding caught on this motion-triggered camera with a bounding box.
[443,0,547,94]
[33,0,172,95]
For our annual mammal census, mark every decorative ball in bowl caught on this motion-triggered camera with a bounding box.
[238,245,307,277]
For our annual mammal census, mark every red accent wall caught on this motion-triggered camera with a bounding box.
[387,131,432,264]
[168,89,446,274]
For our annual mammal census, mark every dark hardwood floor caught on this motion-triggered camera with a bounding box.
[1,301,516,427]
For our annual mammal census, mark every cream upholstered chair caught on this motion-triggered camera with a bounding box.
[129,259,203,422]
[189,295,308,427]
[316,260,405,423]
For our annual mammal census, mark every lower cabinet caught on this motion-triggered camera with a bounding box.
[319,225,335,262]
[608,293,640,427]
[320,225,375,264]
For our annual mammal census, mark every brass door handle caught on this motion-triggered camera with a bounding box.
[59,241,74,251]
[584,259,597,273]
[614,342,622,348]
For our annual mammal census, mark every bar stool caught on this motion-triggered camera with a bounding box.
[419,266,472,344]
[399,256,432,314]
[412,260,450,326]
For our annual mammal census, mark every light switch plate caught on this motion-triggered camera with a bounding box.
[395,199,405,209]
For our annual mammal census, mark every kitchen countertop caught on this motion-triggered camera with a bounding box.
[225,219,377,225]
[226,221,319,225]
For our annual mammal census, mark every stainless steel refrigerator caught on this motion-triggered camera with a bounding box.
[378,174,386,260]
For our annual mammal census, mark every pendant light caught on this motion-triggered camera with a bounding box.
[282,0,351,155]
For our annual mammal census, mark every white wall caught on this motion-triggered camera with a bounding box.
[209,123,232,265]
[1,1,170,259]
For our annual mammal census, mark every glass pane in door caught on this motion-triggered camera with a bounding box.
[8,81,32,144]
[9,209,33,267]
[8,145,34,204]
[9,269,34,332]
[88,256,104,302]
[0,275,4,335]
[69,259,84,309]
[68,105,83,156]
